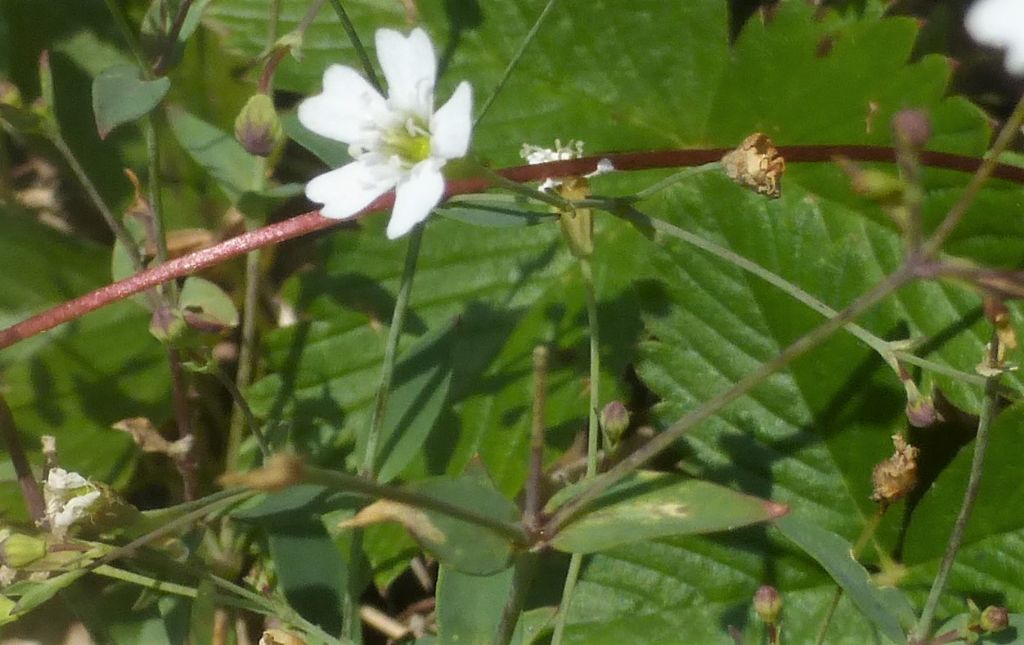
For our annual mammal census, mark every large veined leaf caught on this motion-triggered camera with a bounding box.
[209,0,1024,640]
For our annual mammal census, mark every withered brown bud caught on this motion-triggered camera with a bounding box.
[871,434,919,504]
[220,453,305,491]
[722,133,785,199]
[891,109,931,150]
[754,585,782,624]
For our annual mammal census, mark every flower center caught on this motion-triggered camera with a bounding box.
[381,117,432,165]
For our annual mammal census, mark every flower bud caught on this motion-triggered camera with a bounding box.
[980,605,1009,633]
[891,109,931,150]
[754,585,782,624]
[0,533,47,568]
[0,81,22,109]
[836,158,905,205]
[234,93,283,157]
[902,379,939,428]
[600,401,630,448]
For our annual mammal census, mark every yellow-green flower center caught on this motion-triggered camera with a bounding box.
[384,129,432,164]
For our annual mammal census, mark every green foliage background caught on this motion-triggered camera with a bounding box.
[1,0,1023,643]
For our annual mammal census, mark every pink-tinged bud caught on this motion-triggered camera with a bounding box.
[600,400,631,447]
[980,606,1009,633]
[905,396,938,428]
[0,81,21,108]
[754,585,782,624]
[234,94,283,158]
[891,109,931,150]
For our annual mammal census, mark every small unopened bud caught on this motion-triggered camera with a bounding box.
[754,585,782,624]
[220,453,305,491]
[234,93,283,157]
[871,434,919,504]
[891,109,931,150]
[0,81,22,108]
[902,378,939,427]
[600,401,630,448]
[836,158,905,204]
[556,177,593,258]
[0,533,47,568]
[985,295,1019,351]
[980,605,1009,633]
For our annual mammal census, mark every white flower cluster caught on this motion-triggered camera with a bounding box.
[519,139,585,165]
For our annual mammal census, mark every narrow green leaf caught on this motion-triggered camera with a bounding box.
[188,579,216,645]
[11,570,88,615]
[268,519,347,635]
[375,321,457,483]
[549,472,787,554]
[167,108,257,202]
[775,515,910,643]
[281,111,350,168]
[436,564,515,645]
[91,65,170,139]
[232,485,330,523]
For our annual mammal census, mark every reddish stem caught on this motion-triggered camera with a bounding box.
[1,146,1021,351]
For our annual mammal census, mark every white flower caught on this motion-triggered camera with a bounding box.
[519,139,614,191]
[966,0,1024,75]
[298,28,473,239]
[44,468,100,537]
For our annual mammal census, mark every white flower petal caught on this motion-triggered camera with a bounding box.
[298,65,387,143]
[431,81,473,160]
[46,468,89,492]
[387,162,445,238]
[966,0,1024,75]
[52,491,101,532]
[306,160,401,219]
[376,28,437,117]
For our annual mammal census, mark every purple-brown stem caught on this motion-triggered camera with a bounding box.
[1,146,1022,351]
[0,393,47,526]
[167,348,199,501]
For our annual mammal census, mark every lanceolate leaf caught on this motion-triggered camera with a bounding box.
[91,64,170,139]
[550,472,787,554]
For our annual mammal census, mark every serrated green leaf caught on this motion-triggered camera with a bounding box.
[91,64,170,139]
[550,472,786,554]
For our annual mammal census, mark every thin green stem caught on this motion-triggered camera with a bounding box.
[474,0,560,128]
[544,265,916,535]
[211,363,271,460]
[623,206,984,386]
[361,224,423,478]
[551,555,583,645]
[911,336,1003,642]
[580,258,601,479]
[144,116,169,268]
[102,0,148,70]
[922,92,1024,258]
[92,564,199,598]
[326,0,381,92]
[50,134,144,272]
[303,466,527,544]
[814,591,843,645]
[494,555,539,645]
[552,257,601,645]
[634,162,722,200]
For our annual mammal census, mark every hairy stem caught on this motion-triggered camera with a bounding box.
[545,266,915,534]
[4,146,1024,350]
[911,336,1002,642]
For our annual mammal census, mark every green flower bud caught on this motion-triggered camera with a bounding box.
[600,400,630,448]
[980,605,1009,633]
[891,109,931,150]
[0,533,47,568]
[235,93,283,158]
[0,81,22,109]
[754,585,782,625]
